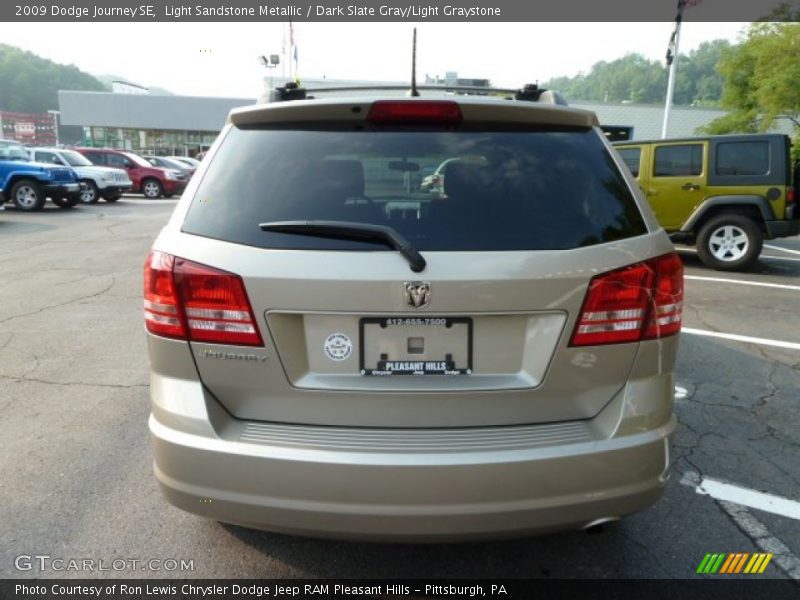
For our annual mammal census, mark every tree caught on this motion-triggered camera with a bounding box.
[543,43,728,107]
[544,54,667,104]
[672,40,730,106]
[705,21,800,134]
[0,44,106,113]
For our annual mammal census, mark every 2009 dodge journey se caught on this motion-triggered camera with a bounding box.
[145,84,682,540]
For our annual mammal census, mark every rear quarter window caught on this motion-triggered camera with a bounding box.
[182,125,648,252]
[715,141,769,176]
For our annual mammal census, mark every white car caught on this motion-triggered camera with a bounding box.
[30,147,133,204]
[168,156,201,168]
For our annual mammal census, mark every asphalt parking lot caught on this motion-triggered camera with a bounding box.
[1,197,798,580]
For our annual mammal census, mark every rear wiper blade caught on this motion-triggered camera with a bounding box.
[259,220,427,273]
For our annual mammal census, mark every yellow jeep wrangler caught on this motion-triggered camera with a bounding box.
[614,134,799,270]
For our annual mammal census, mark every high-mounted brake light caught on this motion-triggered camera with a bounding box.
[570,253,683,347]
[367,101,463,124]
[143,251,263,347]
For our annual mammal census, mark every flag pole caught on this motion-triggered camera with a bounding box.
[288,20,294,81]
[662,0,686,139]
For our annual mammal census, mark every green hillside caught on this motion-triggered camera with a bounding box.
[0,44,107,113]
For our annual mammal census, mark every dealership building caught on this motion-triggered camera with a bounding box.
[56,78,794,155]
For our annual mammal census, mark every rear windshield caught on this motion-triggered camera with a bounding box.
[182,125,647,252]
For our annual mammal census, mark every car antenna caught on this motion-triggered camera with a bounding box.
[409,28,420,97]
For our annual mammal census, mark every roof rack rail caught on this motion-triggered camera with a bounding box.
[265,82,568,106]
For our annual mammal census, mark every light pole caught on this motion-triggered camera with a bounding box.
[259,54,281,96]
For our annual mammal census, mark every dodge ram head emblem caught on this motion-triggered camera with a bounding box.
[405,282,431,308]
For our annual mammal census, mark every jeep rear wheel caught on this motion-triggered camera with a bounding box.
[696,214,762,271]
[142,179,163,199]
[11,179,46,212]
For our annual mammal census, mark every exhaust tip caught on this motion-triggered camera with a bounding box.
[582,517,620,535]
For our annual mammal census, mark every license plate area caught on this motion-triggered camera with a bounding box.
[359,317,472,376]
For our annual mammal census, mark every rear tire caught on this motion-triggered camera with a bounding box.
[142,178,163,199]
[11,179,46,212]
[103,195,119,203]
[696,214,762,271]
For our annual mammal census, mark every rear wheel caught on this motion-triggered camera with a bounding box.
[104,195,119,203]
[79,180,99,204]
[696,214,763,271]
[142,179,163,199]
[11,179,46,212]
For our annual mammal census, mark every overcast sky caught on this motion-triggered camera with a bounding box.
[3,22,749,99]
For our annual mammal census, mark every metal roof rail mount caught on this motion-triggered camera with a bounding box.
[268,81,308,102]
[265,83,568,106]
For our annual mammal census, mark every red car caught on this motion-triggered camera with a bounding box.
[75,148,188,199]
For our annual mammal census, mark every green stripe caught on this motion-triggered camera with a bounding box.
[710,554,726,574]
[703,554,719,574]
[696,554,713,574]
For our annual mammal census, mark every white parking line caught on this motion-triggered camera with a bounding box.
[681,471,800,579]
[764,244,800,256]
[677,247,800,263]
[685,275,800,291]
[694,477,800,521]
[682,327,800,351]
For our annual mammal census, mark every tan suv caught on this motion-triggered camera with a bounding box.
[145,85,683,540]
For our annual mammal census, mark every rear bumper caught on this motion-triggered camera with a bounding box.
[150,408,673,541]
[765,219,800,239]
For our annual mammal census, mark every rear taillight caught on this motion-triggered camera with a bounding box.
[643,253,684,339]
[367,101,463,124]
[570,253,683,347]
[143,251,263,347]
[144,251,185,339]
[787,186,796,204]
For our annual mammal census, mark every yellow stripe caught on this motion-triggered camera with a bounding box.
[744,554,759,574]
[735,553,750,573]
[758,554,773,574]
[750,554,767,574]
[719,554,735,574]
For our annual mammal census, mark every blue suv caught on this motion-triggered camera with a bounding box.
[0,139,82,211]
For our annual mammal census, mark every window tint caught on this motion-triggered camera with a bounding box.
[83,151,103,165]
[35,151,61,164]
[182,126,647,252]
[106,153,128,168]
[716,141,769,176]
[654,144,703,177]
[617,147,641,177]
